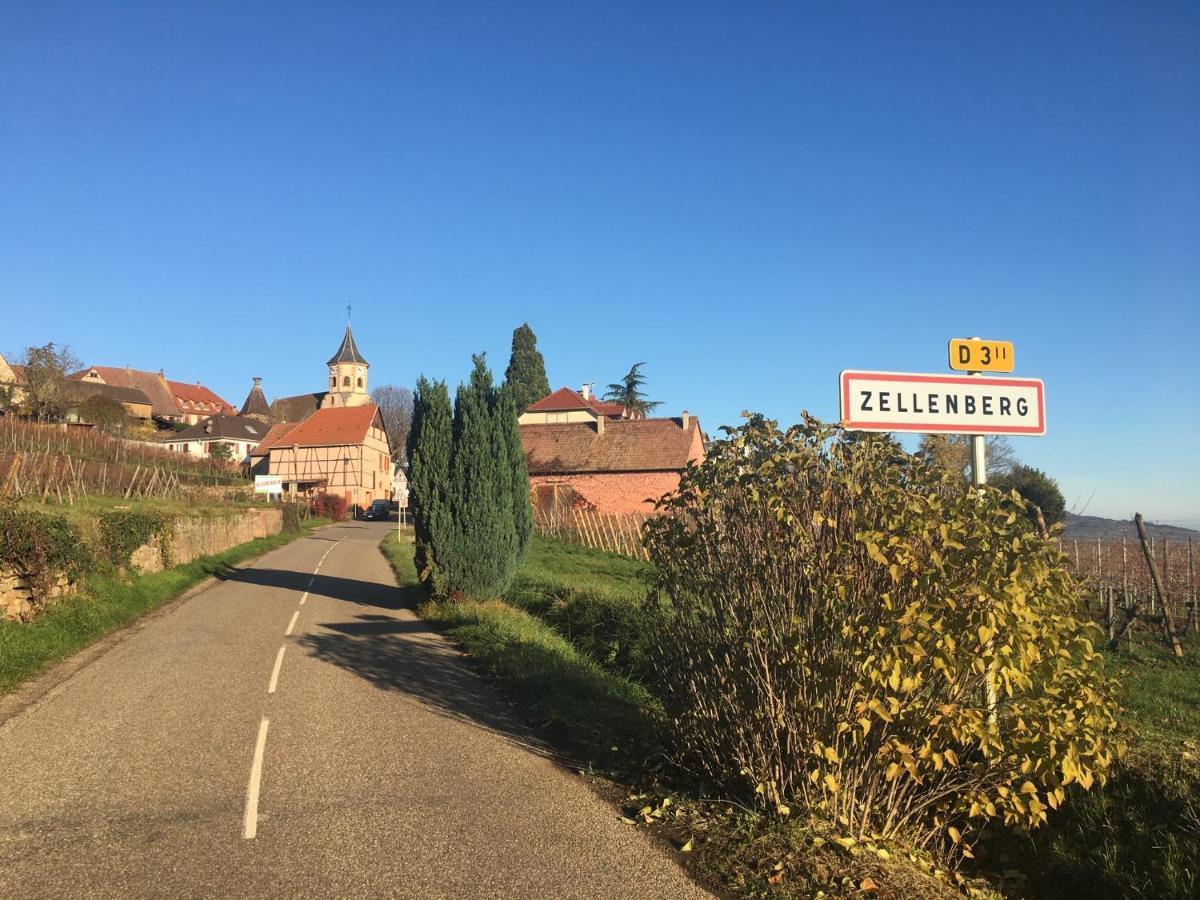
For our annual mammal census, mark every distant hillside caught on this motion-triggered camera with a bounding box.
[1061,513,1200,542]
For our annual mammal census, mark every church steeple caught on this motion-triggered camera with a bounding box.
[322,325,370,409]
[326,325,368,367]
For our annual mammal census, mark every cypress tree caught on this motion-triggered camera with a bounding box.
[498,382,533,566]
[504,323,551,414]
[407,376,453,592]
[445,354,517,598]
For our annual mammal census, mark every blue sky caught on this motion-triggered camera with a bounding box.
[2,2,1197,524]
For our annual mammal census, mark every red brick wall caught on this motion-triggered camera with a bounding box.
[529,472,682,515]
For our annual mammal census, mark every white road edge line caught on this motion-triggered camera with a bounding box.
[285,610,299,636]
[299,591,308,606]
[243,717,270,839]
[267,646,286,694]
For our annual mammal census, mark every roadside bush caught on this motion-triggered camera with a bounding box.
[642,415,1122,855]
[312,493,348,522]
[0,502,90,606]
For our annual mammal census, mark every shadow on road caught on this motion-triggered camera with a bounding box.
[296,610,554,759]
[215,567,402,609]
[218,552,557,758]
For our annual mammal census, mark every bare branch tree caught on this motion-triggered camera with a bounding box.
[370,384,414,460]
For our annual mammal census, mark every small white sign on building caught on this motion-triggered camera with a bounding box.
[839,370,1046,436]
[254,474,284,495]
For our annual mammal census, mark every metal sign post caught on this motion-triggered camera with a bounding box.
[964,340,997,724]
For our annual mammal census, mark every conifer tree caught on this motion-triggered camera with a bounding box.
[504,323,551,413]
[498,382,533,567]
[445,355,517,598]
[407,376,453,590]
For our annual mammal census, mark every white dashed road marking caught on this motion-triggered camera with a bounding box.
[242,718,270,839]
[267,646,286,694]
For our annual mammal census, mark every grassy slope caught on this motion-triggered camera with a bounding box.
[0,519,327,694]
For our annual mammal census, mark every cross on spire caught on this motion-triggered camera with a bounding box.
[346,300,352,324]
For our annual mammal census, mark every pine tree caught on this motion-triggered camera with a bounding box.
[504,323,551,414]
[498,381,533,567]
[603,362,661,419]
[407,376,453,590]
[445,355,518,598]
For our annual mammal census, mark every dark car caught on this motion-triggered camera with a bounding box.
[363,499,391,521]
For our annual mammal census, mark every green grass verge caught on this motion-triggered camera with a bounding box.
[0,519,329,695]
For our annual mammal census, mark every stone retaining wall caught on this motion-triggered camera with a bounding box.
[1,508,283,621]
[130,508,282,574]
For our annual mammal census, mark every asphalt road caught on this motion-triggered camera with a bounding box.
[0,520,707,898]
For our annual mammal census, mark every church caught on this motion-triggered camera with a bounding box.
[250,326,392,510]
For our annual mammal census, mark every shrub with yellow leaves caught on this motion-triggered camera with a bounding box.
[642,415,1122,853]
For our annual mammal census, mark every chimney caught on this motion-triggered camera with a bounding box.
[581,383,591,401]
[595,412,605,435]
[681,410,691,430]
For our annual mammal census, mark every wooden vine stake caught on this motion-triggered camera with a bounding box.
[1136,513,1183,657]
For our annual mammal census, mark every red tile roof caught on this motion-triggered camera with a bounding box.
[526,387,626,418]
[167,380,234,414]
[256,404,383,451]
[250,422,299,457]
[520,416,702,474]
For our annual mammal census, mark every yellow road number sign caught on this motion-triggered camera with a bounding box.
[949,338,1014,372]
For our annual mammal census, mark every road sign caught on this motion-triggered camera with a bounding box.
[839,370,1045,435]
[254,474,284,494]
[948,338,1014,372]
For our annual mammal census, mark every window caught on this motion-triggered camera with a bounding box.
[342,376,350,387]
[330,376,336,388]
[356,377,363,388]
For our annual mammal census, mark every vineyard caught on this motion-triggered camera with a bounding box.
[1066,533,1199,635]
[531,505,650,560]
[0,419,249,504]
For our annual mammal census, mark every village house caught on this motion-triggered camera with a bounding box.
[67,381,153,421]
[519,386,705,515]
[160,413,270,465]
[250,326,391,509]
[166,380,235,424]
[70,366,233,424]
[0,352,26,413]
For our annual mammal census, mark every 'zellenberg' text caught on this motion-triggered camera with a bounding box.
[858,390,1029,417]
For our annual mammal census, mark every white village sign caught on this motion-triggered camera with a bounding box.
[254,474,284,495]
[839,370,1045,436]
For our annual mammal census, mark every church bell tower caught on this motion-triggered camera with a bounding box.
[322,325,370,409]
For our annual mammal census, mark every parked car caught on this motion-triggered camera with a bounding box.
[363,499,391,521]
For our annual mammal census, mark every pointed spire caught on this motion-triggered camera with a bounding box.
[240,376,270,419]
[327,325,368,367]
